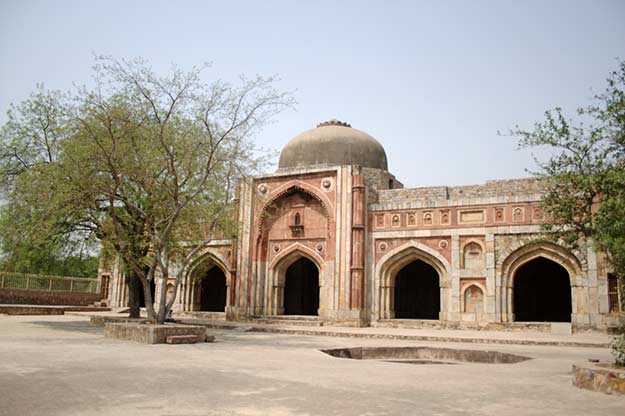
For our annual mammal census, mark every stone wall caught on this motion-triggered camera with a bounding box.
[0,288,101,306]
[361,166,403,204]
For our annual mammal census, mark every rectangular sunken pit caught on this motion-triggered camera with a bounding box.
[320,346,531,364]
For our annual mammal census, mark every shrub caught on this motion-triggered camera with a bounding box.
[610,333,625,367]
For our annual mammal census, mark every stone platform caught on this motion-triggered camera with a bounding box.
[174,317,611,348]
[104,322,209,344]
[573,363,625,395]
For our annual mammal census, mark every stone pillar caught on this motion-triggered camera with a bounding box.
[485,233,496,322]
[234,178,253,318]
[448,235,461,321]
[350,175,366,311]
[226,195,240,319]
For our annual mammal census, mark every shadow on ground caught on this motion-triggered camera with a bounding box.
[30,320,103,335]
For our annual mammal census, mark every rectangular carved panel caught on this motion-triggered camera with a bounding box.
[458,209,485,224]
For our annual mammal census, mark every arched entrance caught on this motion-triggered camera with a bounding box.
[199,266,227,312]
[394,260,440,319]
[513,257,571,322]
[283,257,319,316]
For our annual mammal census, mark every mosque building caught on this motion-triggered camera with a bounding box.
[101,119,622,330]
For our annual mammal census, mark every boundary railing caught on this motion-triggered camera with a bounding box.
[0,271,100,294]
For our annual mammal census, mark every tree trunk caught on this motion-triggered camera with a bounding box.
[126,273,141,319]
[140,277,159,324]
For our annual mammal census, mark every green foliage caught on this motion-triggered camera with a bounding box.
[0,56,293,323]
[512,59,625,364]
[610,334,625,367]
[513,59,625,280]
[0,246,98,278]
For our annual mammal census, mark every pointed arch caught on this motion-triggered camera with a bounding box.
[184,249,232,312]
[187,250,231,284]
[270,243,324,287]
[266,244,324,316]
[499,241,582,322]
[500,241,582,289]
[375,240,451,320]
[257,180,334,234]
[376,240,451,288]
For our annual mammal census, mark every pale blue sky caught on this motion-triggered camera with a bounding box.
[1,0,623,187]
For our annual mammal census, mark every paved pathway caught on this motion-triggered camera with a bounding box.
[1,314,624,416]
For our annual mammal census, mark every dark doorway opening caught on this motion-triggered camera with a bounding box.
[199,266,227,312]
[394,260,440,319]
[514,257,571,322]
[284,257,319,315]
[138,279,156,308]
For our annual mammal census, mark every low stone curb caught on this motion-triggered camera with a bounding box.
[573,363,625,395]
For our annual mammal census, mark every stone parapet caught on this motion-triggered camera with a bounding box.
[371,178,547,210]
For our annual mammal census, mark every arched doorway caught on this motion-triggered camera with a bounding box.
[394,260,440,319]
[513,257,571,322]
[199,266,227,312]
[284,257,319,315]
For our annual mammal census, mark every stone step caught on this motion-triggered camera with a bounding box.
[166,334,200,344]
[255,320,324,327]
[246,326,609,348]
[253,316,324,327]
[164,334,216,344]
[92,300,109,308]
[175,311,226,320]
[259,315,322,321]
[373,319,558,333]
[373,319,447,329]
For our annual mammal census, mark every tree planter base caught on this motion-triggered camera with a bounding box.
[572,363,625,395]
[104,322,210,344]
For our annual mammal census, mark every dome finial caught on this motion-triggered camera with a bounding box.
[316,119,351,128]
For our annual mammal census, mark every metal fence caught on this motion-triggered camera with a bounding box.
[0,271,100,294]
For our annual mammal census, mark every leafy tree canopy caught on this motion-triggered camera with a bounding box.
[513,59,625,278]
[0,57,293,322]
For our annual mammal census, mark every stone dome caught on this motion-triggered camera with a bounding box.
[278,120,388,171]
